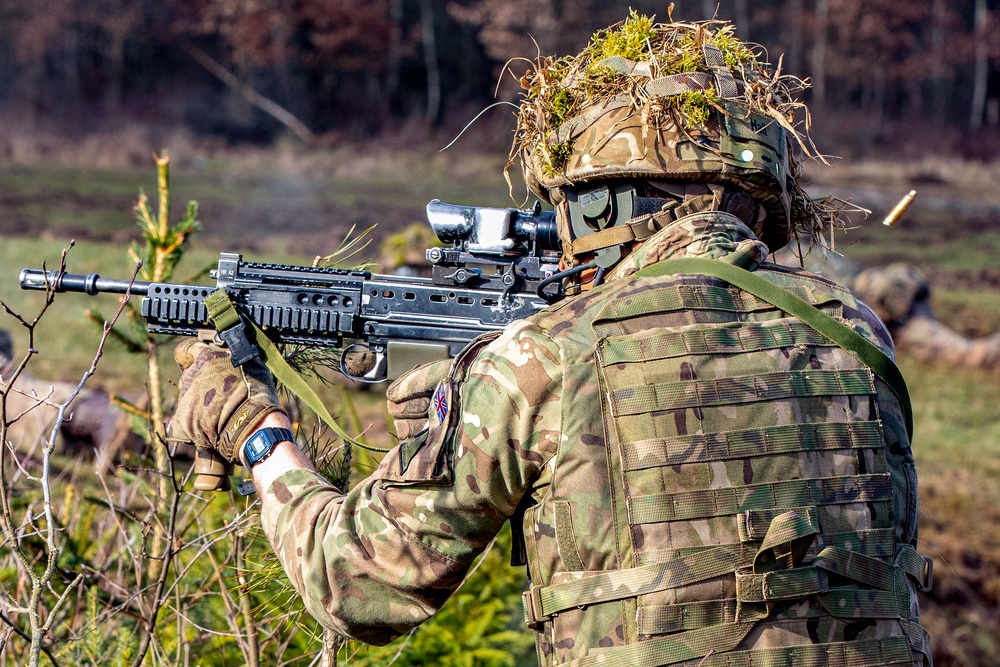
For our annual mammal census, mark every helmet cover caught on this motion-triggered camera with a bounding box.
[511,12,851,253]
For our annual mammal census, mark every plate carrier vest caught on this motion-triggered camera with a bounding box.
[519,256,932,667]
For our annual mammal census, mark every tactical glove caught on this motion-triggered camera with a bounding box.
[386,357,452,441]
[168,339,283,461]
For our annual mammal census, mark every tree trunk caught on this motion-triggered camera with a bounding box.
[734,0,750,39]
[811,0,829,106]
[786,0,804,75]
[420,0,441,126]
[386,0,404,109]
[969,0,989,130]
[930,0,948,122]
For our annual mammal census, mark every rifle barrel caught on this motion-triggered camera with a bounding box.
[19,269,151,296]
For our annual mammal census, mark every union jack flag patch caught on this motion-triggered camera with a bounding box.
[432,385,448,422]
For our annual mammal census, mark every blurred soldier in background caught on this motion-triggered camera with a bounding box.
[169,14,933,667]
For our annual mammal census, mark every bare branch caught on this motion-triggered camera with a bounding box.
[180,39,315,145]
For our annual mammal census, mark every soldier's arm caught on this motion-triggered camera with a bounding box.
[251,320,563,645]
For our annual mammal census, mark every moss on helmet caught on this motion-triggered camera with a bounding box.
[513,15,791,177]
[676,89,718,128]
[591,9,656,62]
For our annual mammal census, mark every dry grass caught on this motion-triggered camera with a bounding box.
[918,472,1000,665]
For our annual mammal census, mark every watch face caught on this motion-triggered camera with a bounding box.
[243,427,293,468]
[246,432,269,462]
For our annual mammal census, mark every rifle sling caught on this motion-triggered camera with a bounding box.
[205,289,389,453]
[634,258,914,440]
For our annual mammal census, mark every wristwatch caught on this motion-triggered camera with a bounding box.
[242,427,294,469]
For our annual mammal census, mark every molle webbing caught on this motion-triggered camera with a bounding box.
[628,474,891,525]
[596,282,843,323]
[528,532,927,625]
[610,368,875,416]
[526,254,925,665]
[601,320,836,365]
[638,598,740,635]
[569,635,915,667]
[638,528,897,567]
[630,258,913,438]
[637,584,911,636]
[567,622,756,667]
[621,421,885,471]
[531,544,744,616]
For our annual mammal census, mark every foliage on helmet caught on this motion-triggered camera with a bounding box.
[510,11,857,250]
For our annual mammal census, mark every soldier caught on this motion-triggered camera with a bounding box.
[170,15,933,667]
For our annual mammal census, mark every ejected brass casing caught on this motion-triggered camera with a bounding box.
[883,190,918,227]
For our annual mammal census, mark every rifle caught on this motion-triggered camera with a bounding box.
[20,200,565,489]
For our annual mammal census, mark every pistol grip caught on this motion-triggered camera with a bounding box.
[193,449,234,492]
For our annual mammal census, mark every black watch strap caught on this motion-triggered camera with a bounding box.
[242,427,294,469]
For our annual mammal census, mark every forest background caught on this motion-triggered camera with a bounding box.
[0,0,999,665]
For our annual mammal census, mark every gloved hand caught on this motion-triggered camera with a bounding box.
[168,339,284,461]
[386,357,452,441]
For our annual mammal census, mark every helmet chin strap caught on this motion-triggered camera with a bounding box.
[564,183,762,268]
[565,183,636,269]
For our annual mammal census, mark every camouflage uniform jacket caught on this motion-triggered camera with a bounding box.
[261,211,931,665]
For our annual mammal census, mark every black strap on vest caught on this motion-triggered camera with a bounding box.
[633,257,914,440]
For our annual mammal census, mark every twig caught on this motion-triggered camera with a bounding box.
[0,611,59,666]
[235,531,262,667]
[180,39,315,144]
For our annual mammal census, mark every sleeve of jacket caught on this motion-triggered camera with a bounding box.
[257,319,563,644]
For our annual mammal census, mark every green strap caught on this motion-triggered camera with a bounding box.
[736,566,828,602]
[895,544,933,590]
[817,587,909,619]
[595,282,840,323]
[637,599,739,635]
[205,289,390,453]
[813,545,897,591]
[635,258,914,439]
[740,505,820,542]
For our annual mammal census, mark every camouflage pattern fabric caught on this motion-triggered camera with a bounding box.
[260,212,930,665]
[169,339,283,461]
[386,357,453,441]
[530,104,794,252]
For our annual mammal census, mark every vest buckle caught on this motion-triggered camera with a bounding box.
[918,555,934,593]
[522,587,550,630]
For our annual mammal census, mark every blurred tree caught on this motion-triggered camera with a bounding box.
[0,1,997,150]
[970,0,990,129]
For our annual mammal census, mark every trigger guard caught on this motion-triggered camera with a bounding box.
[340,343,386,383]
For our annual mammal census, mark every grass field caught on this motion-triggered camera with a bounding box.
[1,150,998,665]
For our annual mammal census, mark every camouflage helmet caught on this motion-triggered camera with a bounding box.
[513,14,827,259]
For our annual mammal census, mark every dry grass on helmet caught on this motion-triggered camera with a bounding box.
[508,10,866,250]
